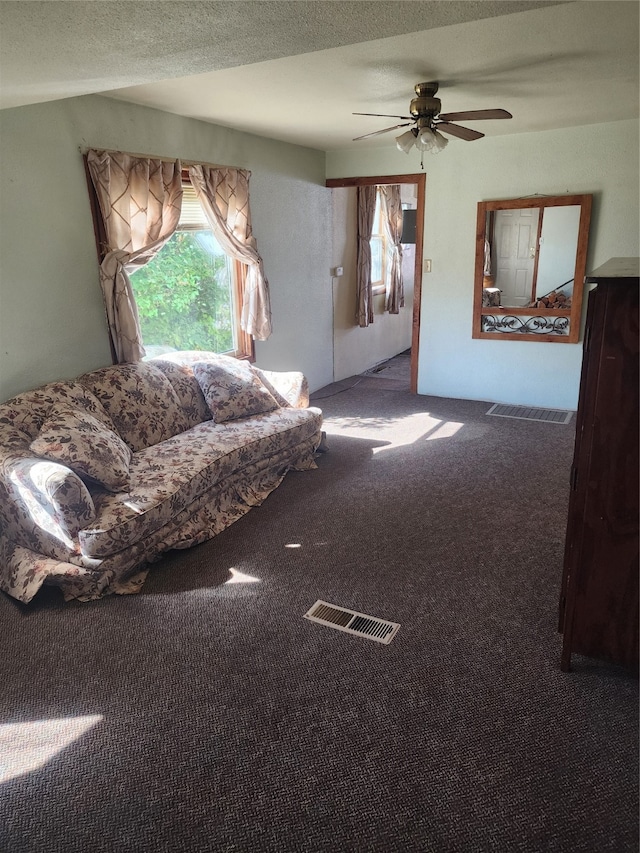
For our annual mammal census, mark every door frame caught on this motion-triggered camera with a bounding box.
[326,173,426,394]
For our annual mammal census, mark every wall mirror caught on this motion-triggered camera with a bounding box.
[473,194,592,343]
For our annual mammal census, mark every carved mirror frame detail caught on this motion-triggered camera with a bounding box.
[473,194,592,343]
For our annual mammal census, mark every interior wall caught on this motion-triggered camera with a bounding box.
[0,95,334,402]
[331,187,414,380]
[327,119,639,410]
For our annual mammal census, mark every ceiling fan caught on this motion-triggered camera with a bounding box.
[353,81,512,155]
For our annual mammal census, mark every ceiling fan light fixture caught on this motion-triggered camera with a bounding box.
[433,129,449,152]
[416,127,436,150]
[415,126,449,154]
[395,129,416,153]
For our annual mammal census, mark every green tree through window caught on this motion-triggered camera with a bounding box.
[128,176,252,358]
[130,228,236,355]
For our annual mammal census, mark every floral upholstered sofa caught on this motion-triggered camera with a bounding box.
[0,353,322,603]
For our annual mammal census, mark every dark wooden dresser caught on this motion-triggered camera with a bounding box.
[559,257,639,672]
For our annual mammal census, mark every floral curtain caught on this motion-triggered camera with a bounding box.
[189,165,272,340]
[356,185,377,327]
[86,150,182,363]
[381,185,405,314]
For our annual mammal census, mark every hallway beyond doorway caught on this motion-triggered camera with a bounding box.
[311,350,410,400]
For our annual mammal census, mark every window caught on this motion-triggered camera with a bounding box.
[130,178,252,360]
[370,187,388,295]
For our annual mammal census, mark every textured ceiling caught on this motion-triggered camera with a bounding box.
[0,1,559,108]
[1,1,638,151]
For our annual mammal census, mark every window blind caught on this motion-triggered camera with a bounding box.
[179,182,208,228]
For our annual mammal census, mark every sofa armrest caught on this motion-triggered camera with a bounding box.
[255,369,310,408]
[0,454,96,542]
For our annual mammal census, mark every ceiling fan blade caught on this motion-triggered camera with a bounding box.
[436,122,485,141]
[353,123,412,141]
[353,112,413,120]
[437,109,512,122]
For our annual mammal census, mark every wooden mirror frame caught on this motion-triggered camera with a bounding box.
[472,194,592,343]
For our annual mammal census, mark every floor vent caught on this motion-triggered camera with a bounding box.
[304,600,400,645]
[486,403,573,424]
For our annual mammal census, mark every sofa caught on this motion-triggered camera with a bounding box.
[0,353,323,603]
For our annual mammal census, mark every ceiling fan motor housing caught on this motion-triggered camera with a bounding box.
[410,81,441,121]
[410,96,441,119]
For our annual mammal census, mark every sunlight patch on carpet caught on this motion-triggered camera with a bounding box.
[225,568,261,584]
[0,715,103,783]
[425,421,464,441]
[324,412,465,454]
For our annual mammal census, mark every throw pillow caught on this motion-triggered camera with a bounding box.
[250,366,292,409]
[30,409,132,492]
[193,360,279,423]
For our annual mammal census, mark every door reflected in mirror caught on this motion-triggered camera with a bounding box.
[473,194,592,343]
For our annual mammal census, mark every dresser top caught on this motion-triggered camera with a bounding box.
[587,257,640,281]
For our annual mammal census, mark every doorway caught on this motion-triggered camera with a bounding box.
[493,207,540,307]
[326,173,426,394]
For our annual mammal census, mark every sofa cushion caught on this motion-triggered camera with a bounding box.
[250,366,292,409]
[149,351,308,408]
[0,422,32,451]
[149,358,211,429]
[193,359,279,423]
[1,455,97,544]
[79,362,191,452]
[78,406,322,558]
[0,381,117,441]
[30,409,132,492]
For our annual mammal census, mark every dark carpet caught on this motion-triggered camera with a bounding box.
[1,377,637,853]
